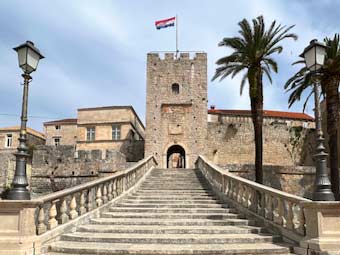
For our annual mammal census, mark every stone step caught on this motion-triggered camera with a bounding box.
[108,207,237,214]
[89,217,254,226]
[115,203,229,208]
[136,190,214,194]
[127,195,217,200]
[60,232,280,244]
[77,224,265,234]
[101,212,241,219]
[49,241,292,254]
[119,199,221,204]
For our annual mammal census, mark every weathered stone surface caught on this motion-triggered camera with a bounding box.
[145,53,208,168]
[207,118,316,166]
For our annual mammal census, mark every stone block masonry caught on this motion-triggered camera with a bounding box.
[207,119,316,166]
[145,52,208,168]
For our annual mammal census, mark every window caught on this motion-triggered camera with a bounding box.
[55,125,61,130]
[5,134,12,148]
[112,124,121,140]
[171,83,180,94]
[86,127,95,141]
[54,138,60,146]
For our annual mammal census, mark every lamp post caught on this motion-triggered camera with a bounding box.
[300,39,334,201]
[7,41,44,200]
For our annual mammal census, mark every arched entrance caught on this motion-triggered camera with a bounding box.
[167,145,186,168]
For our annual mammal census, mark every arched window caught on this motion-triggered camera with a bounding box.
[171,83,180,94]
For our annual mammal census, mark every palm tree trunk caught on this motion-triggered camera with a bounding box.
[325,80,340,200]
[250,73,264,184]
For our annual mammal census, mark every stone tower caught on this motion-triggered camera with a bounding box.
[145,52,208,168]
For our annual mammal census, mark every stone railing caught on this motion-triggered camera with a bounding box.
[196,156,311,241]
[196,155,340,254]
[0,155,157,255]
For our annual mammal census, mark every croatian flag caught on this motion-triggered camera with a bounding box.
[155,16,176,30]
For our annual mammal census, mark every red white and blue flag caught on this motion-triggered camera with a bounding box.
[155,16,176,30]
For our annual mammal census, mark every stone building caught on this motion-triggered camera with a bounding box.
[76,106,144,160]
[144,52,315,168]
[145,52,208,168]
[0,126,45,151]
[44,106,145,161]
[44,118,77,146]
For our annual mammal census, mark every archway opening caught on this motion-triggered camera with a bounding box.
[167,145,186,168]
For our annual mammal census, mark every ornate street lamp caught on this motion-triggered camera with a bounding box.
[300,39,334,201]
[7,41,44,200]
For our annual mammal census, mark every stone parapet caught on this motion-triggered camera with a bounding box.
[0,156,157,255]
[196,155,340,255]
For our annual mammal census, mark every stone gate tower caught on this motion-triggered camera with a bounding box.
[145,52,208,168]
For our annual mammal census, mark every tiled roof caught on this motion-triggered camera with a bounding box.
[44,118,77,125]
[0,126,45,140]
[208,109,314,121]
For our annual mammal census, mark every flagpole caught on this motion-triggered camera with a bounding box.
[176,14,178,58]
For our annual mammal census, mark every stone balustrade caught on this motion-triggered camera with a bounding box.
[0,155,157,255]
[196,155,340,255]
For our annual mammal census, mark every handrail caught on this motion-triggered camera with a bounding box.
[35,155,156,204]
[201,156,310,203]
[3,155,157,236]
[196,155,311,242]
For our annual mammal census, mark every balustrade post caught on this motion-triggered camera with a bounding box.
[87,188,94,211]
[48,200,58,230]
[37,206,47,235]
[286,201,294,230]
[102,184,108,203]
[296,206,305,235]
[58,198,69,224]
[79,191,87,215]
[274,198,284,225]
[113,179,117,197]
[96,185,103,207]
[108,181,113,201]
[69,194,79,219]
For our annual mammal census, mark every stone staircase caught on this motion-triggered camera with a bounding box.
[48,168,295,254]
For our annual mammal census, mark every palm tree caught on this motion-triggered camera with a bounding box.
[212,16,297,184]
[285,34,340,199]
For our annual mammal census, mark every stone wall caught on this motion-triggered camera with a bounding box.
[219,164,316,199]
[30,145,134,196]
[207,119,316,166]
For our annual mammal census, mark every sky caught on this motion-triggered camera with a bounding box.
[0,0,339,132]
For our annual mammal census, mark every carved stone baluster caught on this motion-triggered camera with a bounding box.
[286,201,294,230]
[224,177,229,195]
[249,189,256,212]
[113,179,117,197]
[267,195,274,221]
[87,188,93,211]
[259,191,265,216]
[48,200,58,230]
[264,194,270,220]
[58,198,69,224]
[242,186,247,207]
[296,205,305,235]
[245,187,250,208]
[79,191,87,215]
[274,197,284,225]
[69,194,79,219]
[108,181,113,201]
[96,185,103,207]
[37,206,47,235]
[103,184,108,203]
[227,179,232,198]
